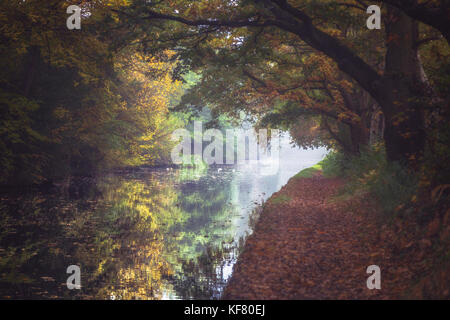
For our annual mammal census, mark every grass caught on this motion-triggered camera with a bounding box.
[269,194,292,204]
[293,163,323,179]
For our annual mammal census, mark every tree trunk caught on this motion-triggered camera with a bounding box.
[340,84,371,155]
[380,5,429,165]
[370,104,385,145]
[349,123,368,154]
[268,3,428,165]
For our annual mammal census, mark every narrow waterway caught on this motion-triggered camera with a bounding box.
[0,134,327,299]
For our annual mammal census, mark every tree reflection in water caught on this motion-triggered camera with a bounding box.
[0,146,327,299]
[0,167,245,299]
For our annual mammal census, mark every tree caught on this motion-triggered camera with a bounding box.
[115,0,447,165]
[0,0,184,185]
[177,36,376,155]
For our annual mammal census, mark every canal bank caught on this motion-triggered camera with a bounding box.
[222,168,422,299]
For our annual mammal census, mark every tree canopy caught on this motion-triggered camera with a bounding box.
[0,0,449,185]
[112,0,449,168]
[0,0,184,185]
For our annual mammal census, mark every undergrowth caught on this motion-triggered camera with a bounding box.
[318,147,449,299]
[320,148,419,218]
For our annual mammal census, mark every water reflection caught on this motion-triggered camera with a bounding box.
[0,141,327,299]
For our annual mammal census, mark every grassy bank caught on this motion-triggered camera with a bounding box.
[292,163,324,179]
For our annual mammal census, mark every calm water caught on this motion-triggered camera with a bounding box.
[0,136,326,299]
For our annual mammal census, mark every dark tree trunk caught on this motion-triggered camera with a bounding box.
[339,84,371,155]
[267,3,429,165]
[380,5,429,165]
[370,105,385,145]
[349,124,367,154]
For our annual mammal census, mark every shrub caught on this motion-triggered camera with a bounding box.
[323,148,419,216]
[320,151,348,178]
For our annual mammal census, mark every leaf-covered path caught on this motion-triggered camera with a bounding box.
[223,175,393,299]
